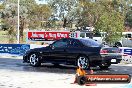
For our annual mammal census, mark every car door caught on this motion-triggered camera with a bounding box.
[48,39,69,61]
[65,39,84,62]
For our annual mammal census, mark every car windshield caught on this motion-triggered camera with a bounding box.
[79,38,101,47]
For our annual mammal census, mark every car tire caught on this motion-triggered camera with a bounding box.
[29,53,41,67]
[99,63,111,70]
[77,55,90,69]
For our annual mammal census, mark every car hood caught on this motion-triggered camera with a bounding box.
[25,47,49,54]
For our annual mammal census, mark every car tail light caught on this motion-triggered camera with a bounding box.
[100,49,108,54]
[123,54,128,56]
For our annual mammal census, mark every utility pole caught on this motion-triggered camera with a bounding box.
[17,0,20,44]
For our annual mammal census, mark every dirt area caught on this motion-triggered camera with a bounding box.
[0,69,131,88]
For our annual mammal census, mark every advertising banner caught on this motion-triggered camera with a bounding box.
[27,31,71,41]
[0,44,30,55]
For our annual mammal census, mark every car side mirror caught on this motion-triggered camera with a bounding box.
[49,44,52,47]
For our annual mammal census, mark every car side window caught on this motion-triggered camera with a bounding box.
[52,39,68,48]
[69,39,82,47]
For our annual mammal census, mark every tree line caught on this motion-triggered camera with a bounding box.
[0,0,131,44]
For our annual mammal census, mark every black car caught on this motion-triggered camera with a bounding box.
[23,38,121,69]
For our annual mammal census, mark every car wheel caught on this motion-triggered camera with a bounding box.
[77,56,89,69]
[29,53,41,67]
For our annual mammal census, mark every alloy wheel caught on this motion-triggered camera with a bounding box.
[29,53,39,66]
[77,56,89,69]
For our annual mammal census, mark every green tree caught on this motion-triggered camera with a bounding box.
[125,0,132,28]
[3,0,51,43]
[19,0,52,43]
[48,0,78,28]
[2,0,18,43]
[76,0,97,27]
[96,0,124,44]
[19,0,36,43]
[3,0,52,43]
[126,10,132,28]
[28,4,52,29]
[77,0,125,44]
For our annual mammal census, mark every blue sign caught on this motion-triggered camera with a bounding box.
[124,49,132,55]
[0,44,30,56]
